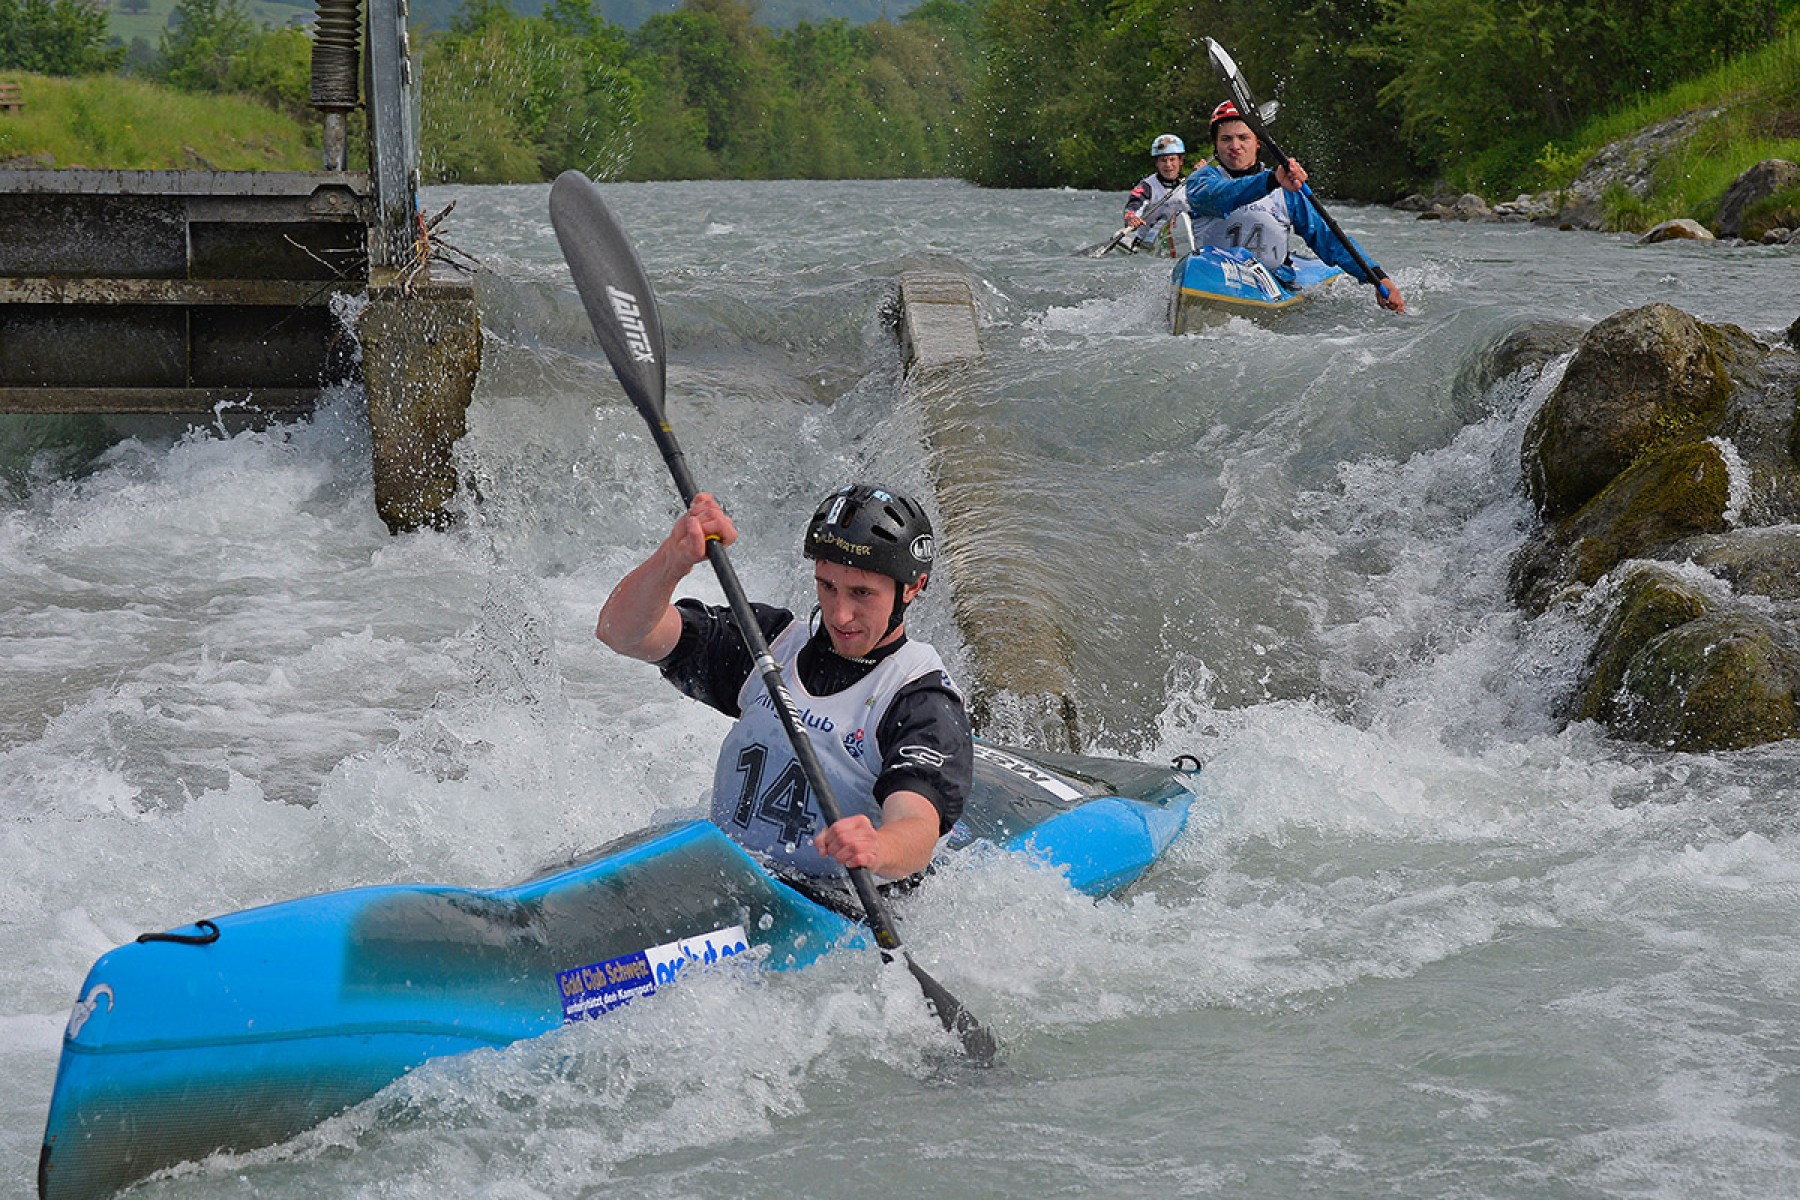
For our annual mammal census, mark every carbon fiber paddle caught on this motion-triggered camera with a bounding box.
[548,170,997,1065]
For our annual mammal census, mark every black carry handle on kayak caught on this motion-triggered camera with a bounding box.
[1204,37,1392,304]
[547,170,996,1066]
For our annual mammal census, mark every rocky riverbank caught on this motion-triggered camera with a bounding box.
[1502,303,1800,751]
[1397,112,1800,246]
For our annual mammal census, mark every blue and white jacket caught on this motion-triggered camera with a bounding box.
[1184,164,1385,285]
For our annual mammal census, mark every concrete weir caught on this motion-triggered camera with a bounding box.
[0,0,481,534]
[359,269,482,532]
[897,274,1082,750]
[0,169,480,534]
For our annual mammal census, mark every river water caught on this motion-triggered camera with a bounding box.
[5,178,1800,1199]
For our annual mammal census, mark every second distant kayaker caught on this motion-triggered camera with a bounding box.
[1122,132,1192,253]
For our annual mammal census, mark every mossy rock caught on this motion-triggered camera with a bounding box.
[1452,320,1584,415]
[1663,527,1800,601]
[1575,562,1714,724]
[1608,612,1800,751]
[1792,376,1800,462]
[1719,162,1800,239]
[1510,440,1732,613]
[1522,304,1731,519]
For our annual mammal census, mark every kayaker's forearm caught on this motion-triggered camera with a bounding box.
[871,812,940,878]
[1286,191,1387,287]
[596,550,689,661]
[869,791,942,878]
[600,494,736,662]
[814,792,942,879]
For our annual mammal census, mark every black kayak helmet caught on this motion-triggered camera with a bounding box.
[803,483,935,589]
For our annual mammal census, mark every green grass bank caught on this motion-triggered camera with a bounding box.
[1530,28,1800,232]
[0,72,316,170]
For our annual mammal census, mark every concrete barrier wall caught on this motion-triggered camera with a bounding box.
[897,273,1082,750]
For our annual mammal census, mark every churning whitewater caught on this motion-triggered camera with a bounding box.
[4,179,1800,1200]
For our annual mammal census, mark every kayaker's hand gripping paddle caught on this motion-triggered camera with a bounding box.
[549,170,996,1066]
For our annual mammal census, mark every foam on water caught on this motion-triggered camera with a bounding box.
[6,180,1800,1200]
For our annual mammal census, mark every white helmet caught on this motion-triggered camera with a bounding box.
[1150,133,1185,157]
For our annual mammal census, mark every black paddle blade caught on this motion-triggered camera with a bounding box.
[905,952,998,1065]
[1209,38,1252,106]
[548,170,668,422]
[1205,37,1260,119]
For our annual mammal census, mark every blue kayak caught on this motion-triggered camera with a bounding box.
[39,741,1202,1200]
[1169,246,1344,332]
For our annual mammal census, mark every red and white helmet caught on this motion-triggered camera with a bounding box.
[1209,100,1244,136]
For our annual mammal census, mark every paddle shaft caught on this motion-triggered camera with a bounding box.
[1136,173,1190,227]
[1245,124,1389,298]
[1127,174,1191,246]
[1096,172,1189,256]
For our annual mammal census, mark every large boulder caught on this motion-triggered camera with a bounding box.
[1572,546,1800,752]
[1663,527,1800,602]
[1715,159,1800,239]
[1511,440,1733,614]
[1639,218,1715,243]
[1521,304,1732,520]
[1551,107,1725,230]
[1574,561,1715,725]
[1605,611,1800,751]
[1502,303,1800,751]
[1451,320,1583,415]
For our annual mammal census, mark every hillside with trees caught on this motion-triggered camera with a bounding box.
[407,0,924,31]
[3,0,1797,226]
[962,0,1797,199]
[419,0,974,181]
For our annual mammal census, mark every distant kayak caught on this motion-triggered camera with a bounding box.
[39,741,1202,1200]
[1169,246,1344,332]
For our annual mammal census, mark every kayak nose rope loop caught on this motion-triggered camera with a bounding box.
[1172,754,1203,773]
[136,920,221,946]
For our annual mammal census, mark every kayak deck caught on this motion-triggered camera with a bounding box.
[1168,246,1343,333]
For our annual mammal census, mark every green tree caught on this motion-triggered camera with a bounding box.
[769,18,874,176]
[966,0,1111,186]
[222,25,313,117]
[419,0,640,183]
[0,0,123,74]
[632,0,786,173]
[846,17,972,175]
[155,0,256,92]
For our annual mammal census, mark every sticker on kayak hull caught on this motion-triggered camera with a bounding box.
[973,743,1086,802]
[558,924,749,1022]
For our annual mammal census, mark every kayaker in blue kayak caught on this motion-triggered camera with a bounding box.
[1186,100,1406,312]
[597,483,973,887]
[1122,133,1191,252]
